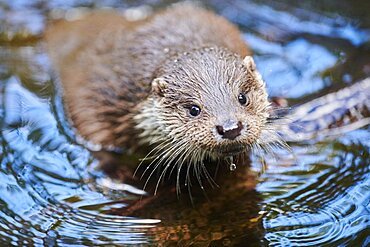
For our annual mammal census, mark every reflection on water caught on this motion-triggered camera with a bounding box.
[261,142,370,245]
[1,78,161,245]
[0,0,369,246]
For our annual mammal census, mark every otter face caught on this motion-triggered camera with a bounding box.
[136,47,273,162]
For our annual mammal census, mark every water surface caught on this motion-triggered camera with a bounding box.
[0,0,369,246]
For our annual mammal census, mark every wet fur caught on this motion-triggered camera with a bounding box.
[46,5,249,148]
[45,4,285,190]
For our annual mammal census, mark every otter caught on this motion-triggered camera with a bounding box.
[45,4,282,181]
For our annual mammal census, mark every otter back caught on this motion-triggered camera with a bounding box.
[45,4,250,150]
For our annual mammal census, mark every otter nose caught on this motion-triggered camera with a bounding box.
[216,120,243,140]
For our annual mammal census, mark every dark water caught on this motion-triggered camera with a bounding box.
[1,0,369,246]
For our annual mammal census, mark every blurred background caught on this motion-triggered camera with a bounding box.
[0,0,369,246]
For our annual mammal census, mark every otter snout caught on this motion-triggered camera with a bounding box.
[216,120,243,140]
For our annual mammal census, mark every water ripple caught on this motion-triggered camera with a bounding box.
[262,142,370,246]
[1,1,369,246]
[0,76,160,245]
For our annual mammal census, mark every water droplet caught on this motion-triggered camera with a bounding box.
[230,163,236,171]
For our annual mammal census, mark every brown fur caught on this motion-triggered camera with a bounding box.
[45,4,276,163]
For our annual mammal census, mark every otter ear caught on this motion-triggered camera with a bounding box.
[243,56,265,87]
[243,56,256,72]
[152,78,168,96]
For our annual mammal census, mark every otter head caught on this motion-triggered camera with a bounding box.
[136,47,273,166]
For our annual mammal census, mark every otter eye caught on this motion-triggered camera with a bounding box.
[238,93,247,105]
[189,105,201,117]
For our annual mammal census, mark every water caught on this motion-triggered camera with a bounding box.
[1,0,369,246]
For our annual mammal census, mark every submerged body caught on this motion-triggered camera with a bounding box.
[46,5,278,170]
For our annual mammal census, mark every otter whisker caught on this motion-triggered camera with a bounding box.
[172,144,195,182]
[134,138,173,177]
[259,142,278,161]
[138,139,174,179]
[154,162,172,195]
[190,148,211,191]
[152,141,189,187]
[175,145,198,195]
[192,151,204,190]
[200,159,219,189]
[252,142,267,174]
[169,144,190,177]
[269,131,291,154]
[142,140,186,190]
[144,137,191,192]
[160,139,192,171]
[185,156,193,188]
[251,142,263,159]
[185,147,198,187]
